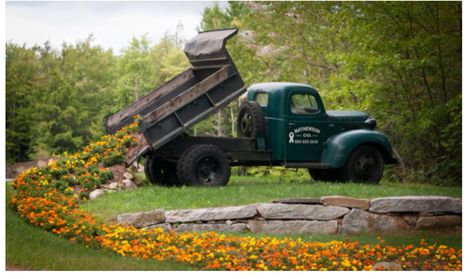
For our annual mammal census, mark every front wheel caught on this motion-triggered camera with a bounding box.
[176,145,230,186]
[341,145,384,184]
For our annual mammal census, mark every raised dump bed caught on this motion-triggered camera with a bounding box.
[105,28,245,164]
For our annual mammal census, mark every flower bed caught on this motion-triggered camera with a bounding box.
[9,119,462,271]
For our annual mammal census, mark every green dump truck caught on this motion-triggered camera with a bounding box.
[105,28,398,186]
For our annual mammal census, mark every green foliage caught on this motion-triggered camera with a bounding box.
[6,30,188,162]
[6,3,461,185]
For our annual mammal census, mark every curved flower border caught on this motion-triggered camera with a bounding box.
[9,119,462,271]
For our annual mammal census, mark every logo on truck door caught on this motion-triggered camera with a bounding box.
[288,126,320,144]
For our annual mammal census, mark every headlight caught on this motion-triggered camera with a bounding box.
[364,117,377,129]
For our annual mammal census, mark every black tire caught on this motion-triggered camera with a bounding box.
[308,168,341,182]
[237,101,266,138]
[177,145,230,186]
[144,157,180,186]
[341,145,384,184]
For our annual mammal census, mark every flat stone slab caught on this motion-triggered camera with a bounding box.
[174,223,248,233]
[369,196,461,213]
[165,205,258,223]
[416,215,461,230]
[272,198,322,205]
[248,220,338,234]
[321,195,369,209]
[257,203,349,221]
[117,209,165,228]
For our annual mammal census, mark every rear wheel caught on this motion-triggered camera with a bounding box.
[144,157,180,186]
[342,145,384,184]
[308,168,341,182]
[177,145,230,186]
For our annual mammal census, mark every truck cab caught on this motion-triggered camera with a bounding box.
[243,82,397,182]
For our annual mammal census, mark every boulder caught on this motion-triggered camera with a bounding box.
[321,196,369,209]
[123,172,134,180]
[122,179,137,190]
[256,203,349,221]
[248,220,338,234]
[105,182,118,190]
[117,209,166,228]
[340,209,370,234]
[165,205,258,223]
[89,189,104,200]
[416,215,461,230]
[369,196,461,213]
[370,213,413,233]
[174,223,248,233]
[341,209,415,234]
[372,262,402,271]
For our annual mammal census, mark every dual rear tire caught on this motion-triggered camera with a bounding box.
[145,145,230,187]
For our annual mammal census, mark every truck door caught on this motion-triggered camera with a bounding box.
[285,91,326,162]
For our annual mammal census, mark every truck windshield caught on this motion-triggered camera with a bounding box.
[291,93,319,114]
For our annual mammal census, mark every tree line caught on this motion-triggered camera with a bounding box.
[6,1,461,185]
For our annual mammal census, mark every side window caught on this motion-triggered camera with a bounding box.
[255,92,268,107]
[290,93,319,114]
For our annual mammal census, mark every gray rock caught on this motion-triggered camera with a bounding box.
[321,195,369,209]
[256,203,349,221]
[372,262,402,271]
[248,220,338,234]
[106,182,118,190]
[89,189,104,200]
[369,196,461,213]
[174,223,248,233]
[123,172,134,180]
[117,209,166,228]
[416,215,462,230]
[341,209,415,234]
[165,205,258,223]
[370,214,411,233]
[341,209,370,234]
[122,179,137,190]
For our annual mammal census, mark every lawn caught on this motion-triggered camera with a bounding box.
[5,182,192,270]
[5,199,193,270]
[81,175,462,223]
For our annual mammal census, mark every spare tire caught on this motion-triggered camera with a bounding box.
[237,101,266,138]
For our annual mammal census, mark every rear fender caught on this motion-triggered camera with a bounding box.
[321,129,395,168]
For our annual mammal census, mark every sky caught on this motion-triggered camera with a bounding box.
[5,0,227,54]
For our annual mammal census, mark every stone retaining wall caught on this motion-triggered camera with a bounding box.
[116,196,462,235]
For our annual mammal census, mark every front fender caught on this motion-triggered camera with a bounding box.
[321,129,395,168]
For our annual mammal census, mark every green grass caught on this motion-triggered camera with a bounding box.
[5,206,193,270]
[81,175,462,223]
